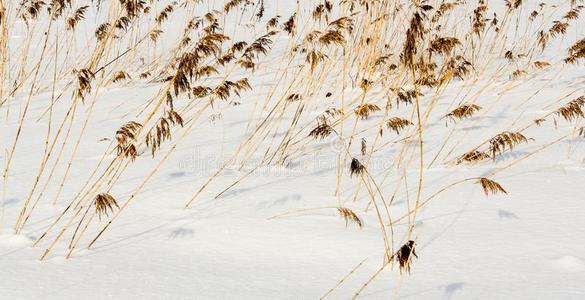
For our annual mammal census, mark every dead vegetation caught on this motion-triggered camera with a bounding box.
[0,0,583,297]
[479,178,508,196]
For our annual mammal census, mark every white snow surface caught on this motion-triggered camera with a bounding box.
[1,1,585,299]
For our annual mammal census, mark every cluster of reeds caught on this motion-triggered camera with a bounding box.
[1,0,286,255]
[1,0,583,297]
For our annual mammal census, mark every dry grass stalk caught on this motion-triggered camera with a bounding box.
[1,0,579,284]
[401,11,425,69]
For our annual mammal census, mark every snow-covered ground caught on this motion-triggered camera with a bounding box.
[1,1,584,299]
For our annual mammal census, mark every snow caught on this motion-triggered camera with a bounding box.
[1,0,585,299]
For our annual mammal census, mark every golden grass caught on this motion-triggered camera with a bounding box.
[0,0,583,297]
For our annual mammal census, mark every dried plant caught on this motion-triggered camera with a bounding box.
[224,0,244,14]
[286,93,302,102]
[313,1,333,22]
[401,12,425,68]
[472,1,488,35]
[306,50,328,71]
[511,69,527,79]
[192,86,212,98]
[114,16,131,30]
[95,23,111,41]
[349,158,365,177]
[119,0,146,19]
[94,193,119,219]
[66,5,88,31]
[213,78,252,102]
[568,38,585,54]
[489,131,530,160]
[7,0,583,278]
[445,104,482,122]
[396,89,422,107]
[48,0,71,20]
[337,207,362,228]
[565,38,585,64]
[478,178,507,196]
[155,3,175,25]
[19,0,46,24]
[429,37,460,55]
[145,110,184,157]
[283,14,296,36]
[529,10,539,21]
[549,21,568,38]
[432,3,456,23]
[111,70,131,83]
[328,16,354,32]
[533,61,550,69]
[386,117,413,134]
[309,119,334,140]
[563,7,582,21]
[319,30,345,46]
[354,103,380,120]
[322,108,342,118]
[555,96,585,122]
[150,29,163,42]
[456,150,490,164]
[395,240,417,274]
[505,50,515,62]
[537,30,549,50]
[74,68,94,101]
[266,16,279,30]
[116,121,143,161]
[505,0,523,10]
[238,31,277,70]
